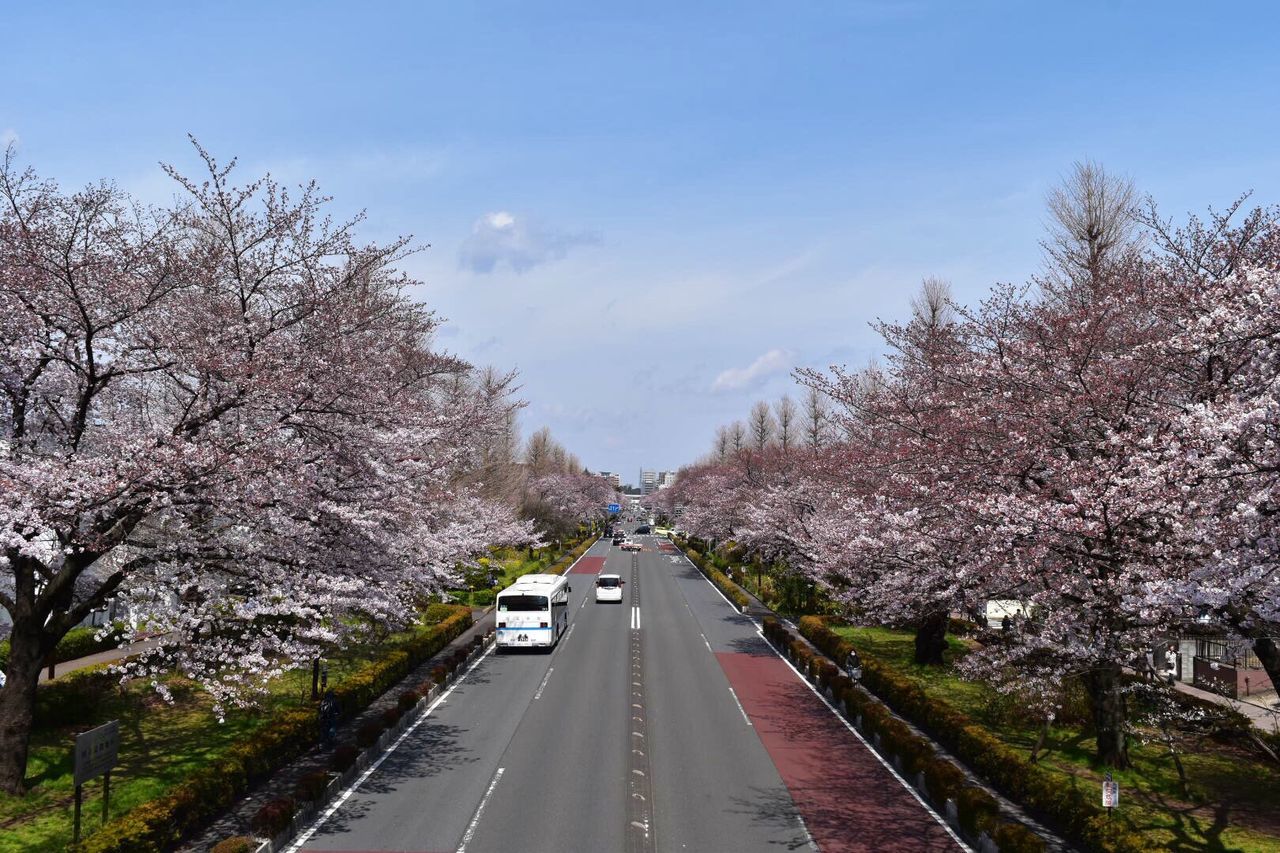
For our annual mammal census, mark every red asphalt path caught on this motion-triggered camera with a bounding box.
[717,651,962,853]
[569,555,606,574]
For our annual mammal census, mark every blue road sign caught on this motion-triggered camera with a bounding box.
[607,503,621,514]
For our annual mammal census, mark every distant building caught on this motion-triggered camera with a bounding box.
[640,470,657,495]
[597,471,622,488]
[658,471,678,489]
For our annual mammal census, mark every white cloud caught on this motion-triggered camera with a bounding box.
[459,210,598,274]
[711,349,793,392]
[1,128,19,150]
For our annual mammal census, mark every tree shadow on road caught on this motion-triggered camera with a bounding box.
[724,784,818,850]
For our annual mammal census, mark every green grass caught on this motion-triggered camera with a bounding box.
[833,626,1280,852]
[0,609,461,852]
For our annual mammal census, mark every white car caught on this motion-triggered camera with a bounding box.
[595,574,625,602]
[620,541,642,552]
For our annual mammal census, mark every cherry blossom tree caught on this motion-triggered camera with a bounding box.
[0,144,532,793]
[524,470,617,535]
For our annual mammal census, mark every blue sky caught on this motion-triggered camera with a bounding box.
[5,1,1279,482]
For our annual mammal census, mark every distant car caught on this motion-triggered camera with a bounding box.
[635,525,651,535]
[612,535,626,545]
[595,573,625,602]
[621,541,642,552]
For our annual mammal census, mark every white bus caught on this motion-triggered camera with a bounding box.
[495,574,572,651]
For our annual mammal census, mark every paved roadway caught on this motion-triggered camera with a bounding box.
[288,529,963,853]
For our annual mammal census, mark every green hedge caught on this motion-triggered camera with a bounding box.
[545,535,597,575]
[786,616,1156,853]
[680,546,751,611]
[73,607,473,853]
[0,623,127,672]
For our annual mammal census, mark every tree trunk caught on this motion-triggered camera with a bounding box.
[1084,664,1130,768]
[0,624,50,795]
[913,610,949,666]
[1252,637,1280,698]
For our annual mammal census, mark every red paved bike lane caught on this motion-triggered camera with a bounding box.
[717,651,963,853]
[569,555,605,574]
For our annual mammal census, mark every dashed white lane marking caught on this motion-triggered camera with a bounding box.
[534,667,555,700]
[726,685,753,726]
[457,766,505,852]
[631,606,641,631]
[700,632,712,653]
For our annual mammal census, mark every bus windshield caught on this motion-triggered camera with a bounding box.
[498,595,548,612]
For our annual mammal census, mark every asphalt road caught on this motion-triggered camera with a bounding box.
[288,532,964,853]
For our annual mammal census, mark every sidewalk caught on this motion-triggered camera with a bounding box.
[1171,679,1280,733]
[180,607,497,851]
[36,636,166,683]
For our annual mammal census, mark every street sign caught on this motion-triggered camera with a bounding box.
[607,503,621,514]
[1101,778,1119,809]
[74,720,119,842]
[75,720,119,786]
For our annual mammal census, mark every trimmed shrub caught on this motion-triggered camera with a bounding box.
[293,769,332,803]
[423,602,459,624]
[993,820,1048,853]
[955,784,1001,837]
[331,744,359,773]
[34,666,121,730]
[398,691,420,713]
[250,797,296,838]
[431,664,448,684]
[381,706,402,728]
[923,757,967,805]
[211,837,256,853]
[356,720,384,748]
[472,589,495,607]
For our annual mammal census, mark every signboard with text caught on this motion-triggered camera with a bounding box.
[1101,779,1120,809]
[607,503,621,514]
[75,720,119,787]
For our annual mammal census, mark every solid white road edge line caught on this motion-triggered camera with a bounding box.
[756,624,973,852]
[457,766,505,853]
[285,641,497,853]
[726,685,753,726]
[796,813,818,851]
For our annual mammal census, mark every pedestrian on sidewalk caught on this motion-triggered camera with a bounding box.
[319,689,338,749]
